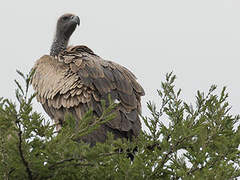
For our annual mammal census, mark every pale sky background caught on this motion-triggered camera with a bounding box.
[0,0,240,124]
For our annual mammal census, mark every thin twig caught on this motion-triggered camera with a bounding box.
[98,151,123,157]
[74,163,94,167]
[48,158,82,170]
[48,151,122,170]
[8,168,15,176]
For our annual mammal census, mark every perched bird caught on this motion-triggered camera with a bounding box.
[31,13,145,146]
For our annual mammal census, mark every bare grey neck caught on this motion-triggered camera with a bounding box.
[50,35,69,56]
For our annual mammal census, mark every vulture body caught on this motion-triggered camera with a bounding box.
[32,14,144,145]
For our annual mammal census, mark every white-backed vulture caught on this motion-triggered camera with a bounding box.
[31,13,145,145]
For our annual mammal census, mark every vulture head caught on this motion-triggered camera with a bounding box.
[56,14,80,39]
[50,13,80,56]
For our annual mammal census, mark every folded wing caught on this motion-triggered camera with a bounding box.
[32,46,145,144]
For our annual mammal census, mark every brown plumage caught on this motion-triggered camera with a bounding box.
[31,13,145,145]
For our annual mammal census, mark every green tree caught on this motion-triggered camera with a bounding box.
[0,71,239,179]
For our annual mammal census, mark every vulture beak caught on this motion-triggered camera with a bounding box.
[72,15,80,26]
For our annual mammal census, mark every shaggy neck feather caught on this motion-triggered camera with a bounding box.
[50,34,69,56]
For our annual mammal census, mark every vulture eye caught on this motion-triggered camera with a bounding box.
[62,16,69,21]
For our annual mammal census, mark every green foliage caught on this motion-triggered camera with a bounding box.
[0,71,239,179]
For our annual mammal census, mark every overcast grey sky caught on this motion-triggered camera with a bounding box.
[0,0,240,120]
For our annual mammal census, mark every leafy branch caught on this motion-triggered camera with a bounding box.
[0,70,240,179]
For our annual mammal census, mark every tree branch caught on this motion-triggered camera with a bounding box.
[187,152,227,175]
[16,122,33,180]
[151,135,193,178]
